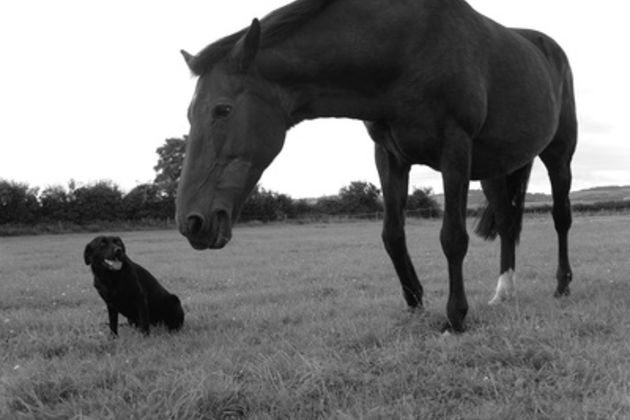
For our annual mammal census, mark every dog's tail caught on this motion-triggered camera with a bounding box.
[474,162,533,244]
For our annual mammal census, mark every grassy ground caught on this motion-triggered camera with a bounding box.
[1,215,630,419]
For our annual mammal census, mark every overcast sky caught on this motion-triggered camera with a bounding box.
[1,0,628,198]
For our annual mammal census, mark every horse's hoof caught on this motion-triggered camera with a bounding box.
[446,301,468,333]
[441,319,465,334]
[488,293,513,306]
[554,286,571,298]
[488,270,515,306]
[405,305,424,314]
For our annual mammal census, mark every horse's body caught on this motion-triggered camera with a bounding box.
[177,0,577,331]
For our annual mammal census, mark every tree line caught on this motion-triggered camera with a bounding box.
[0,137,441,227]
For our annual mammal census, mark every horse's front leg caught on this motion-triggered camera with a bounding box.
[373,140,423,309]
[440,125,472,332]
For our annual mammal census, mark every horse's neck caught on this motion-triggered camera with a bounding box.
[273,79,388,126]
[257,0,474,125]
[255,1,417,124]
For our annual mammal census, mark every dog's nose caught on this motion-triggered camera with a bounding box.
[113,247,123,258]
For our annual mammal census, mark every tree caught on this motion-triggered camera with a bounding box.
[40,185,71,221]
[338,181,382,215]
[315,196,343,215]
[294,198,317,217]
[0,180,39,224]
[154,136,187,198]
[407,187,441,218]
[123,183,172,220]
[240,185,294,222]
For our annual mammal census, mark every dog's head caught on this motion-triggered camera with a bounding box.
[84,236,127,271]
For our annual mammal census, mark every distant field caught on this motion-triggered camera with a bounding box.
[2,215,630,418]
[435,185,630,208]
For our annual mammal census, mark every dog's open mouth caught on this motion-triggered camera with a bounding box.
[103,259,123,271]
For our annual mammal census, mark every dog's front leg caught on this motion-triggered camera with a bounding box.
[107,305,119,337]
[137,295,150,335]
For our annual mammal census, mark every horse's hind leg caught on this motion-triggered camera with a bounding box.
[369,124,423,308]
[479,163,533,305]
[540,107,577,297]
[480,177,517,305]
[540,149,574,297]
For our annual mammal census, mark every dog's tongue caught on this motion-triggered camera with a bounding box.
[104,259,123,271]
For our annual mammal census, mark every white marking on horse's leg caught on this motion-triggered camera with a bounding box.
[488,269,515,305]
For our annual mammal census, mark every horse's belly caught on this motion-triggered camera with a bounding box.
[470,131,553,180]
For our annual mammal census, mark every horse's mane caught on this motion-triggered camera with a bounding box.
[188,0,336,75]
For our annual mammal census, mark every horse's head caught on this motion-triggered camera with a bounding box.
[177,20,287,250]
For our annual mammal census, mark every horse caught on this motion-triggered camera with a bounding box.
[176,0,577,332]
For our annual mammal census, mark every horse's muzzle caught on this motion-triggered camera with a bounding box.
[180,210,232,250]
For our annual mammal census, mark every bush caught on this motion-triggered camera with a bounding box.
[71,181,124,223]
[339,181,382,215]
[406,187,441,218]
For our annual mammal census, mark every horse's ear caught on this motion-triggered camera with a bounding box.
[181,50,195,71]
[232,18,261,71]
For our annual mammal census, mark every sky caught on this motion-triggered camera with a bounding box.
[1,0,628,198]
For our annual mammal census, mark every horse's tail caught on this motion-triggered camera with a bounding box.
[474,202,498,241]
[474,162,534,243]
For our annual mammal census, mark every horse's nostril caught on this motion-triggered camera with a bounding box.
[215,209,229,223]
[186,214,205,236]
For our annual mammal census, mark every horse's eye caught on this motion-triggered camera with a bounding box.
[213,104,233,119]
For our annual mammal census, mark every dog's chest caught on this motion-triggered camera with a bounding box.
[94,275,128,303]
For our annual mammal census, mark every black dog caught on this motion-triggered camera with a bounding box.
[84,235,184,336]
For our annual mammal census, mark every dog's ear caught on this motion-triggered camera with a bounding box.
[114,236,126,254]
[83,242,94,265]
[84,237,100,265]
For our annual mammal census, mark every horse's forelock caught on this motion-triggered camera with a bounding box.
[188,32,244,76]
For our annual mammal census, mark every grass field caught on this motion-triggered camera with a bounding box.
[1,215,630,419]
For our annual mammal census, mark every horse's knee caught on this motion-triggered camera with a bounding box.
[440,226,469,263]
[382,224,405,251]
